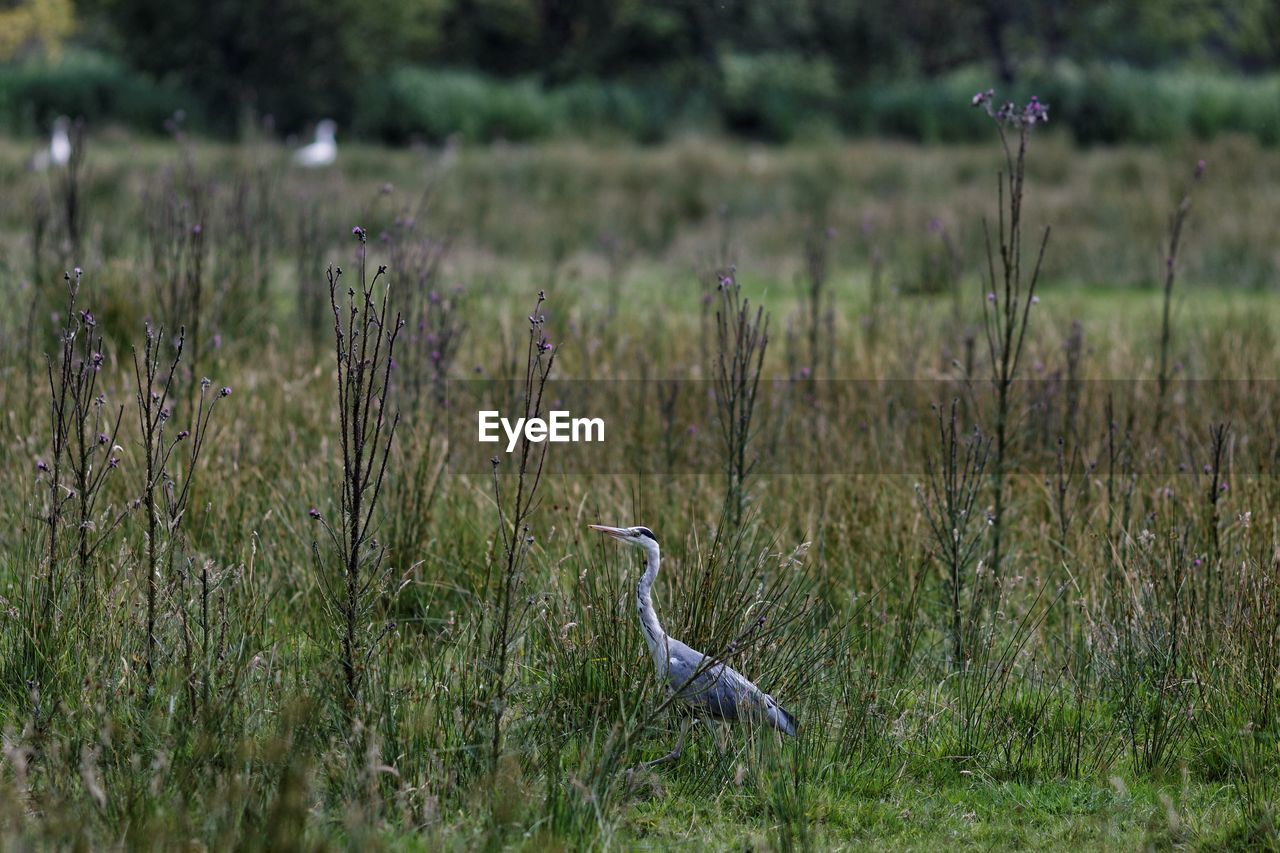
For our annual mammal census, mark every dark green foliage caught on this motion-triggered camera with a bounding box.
[0,52,197,135]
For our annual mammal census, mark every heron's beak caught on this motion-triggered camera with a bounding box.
[589,524,628,540]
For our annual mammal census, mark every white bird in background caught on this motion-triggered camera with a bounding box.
[30,116,72,172]
[294,119,337,167]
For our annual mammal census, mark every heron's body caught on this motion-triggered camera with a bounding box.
[295,120,337,167]
[594,524,797,742]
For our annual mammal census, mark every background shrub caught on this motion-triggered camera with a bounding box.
[0,50,197,134]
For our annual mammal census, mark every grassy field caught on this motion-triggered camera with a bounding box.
[2,127,1280,849]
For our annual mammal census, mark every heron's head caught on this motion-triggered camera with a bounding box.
[589,524,658,550]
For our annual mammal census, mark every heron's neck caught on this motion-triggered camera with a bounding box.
[636,544,667,666]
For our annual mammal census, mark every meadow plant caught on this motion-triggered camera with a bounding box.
[312,227,403,708]
[918,400,989,667]
[38,270,127,616]
[131,323,229,682]
[799,220,835,380]
[1155,159,1205,431]
[710,270,769,529]
[484,291,555,770]
[144,167,210,406]
[53,118,86,266]
[973,89,1051,580]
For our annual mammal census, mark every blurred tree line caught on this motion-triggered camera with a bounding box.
[7,0,1280,138]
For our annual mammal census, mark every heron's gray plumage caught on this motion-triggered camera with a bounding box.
[592,523,797,739]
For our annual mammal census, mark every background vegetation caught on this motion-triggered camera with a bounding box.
[1,0,1280,143]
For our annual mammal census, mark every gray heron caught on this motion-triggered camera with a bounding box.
[589,524,797,768]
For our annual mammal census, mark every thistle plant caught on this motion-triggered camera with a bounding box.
[918,401,990,668]
[1154,159,1205,432]
[311,226,403,708]
[484,291,556,771]
[132,324,229,681]
[973,89,1051,580]
[711,270,769,530]
[38,270,128,618]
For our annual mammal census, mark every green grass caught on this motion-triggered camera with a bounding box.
[1,132,1279,849]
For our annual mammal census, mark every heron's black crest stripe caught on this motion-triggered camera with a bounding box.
[634,527,656,541]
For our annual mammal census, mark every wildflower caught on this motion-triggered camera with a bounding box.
[97,433,109,445]
[192,224,203,236]
[1024,96,1049,124]
[90,352,104,368]
[309,507,321,520]
[352,226,366,242]
[971,89,994,108]
[537,338,553,354]
[1203,464,1212,474]
[159,407,170,422]
[1195,159,1206,180]
[177,430,190,440]
[1030,295,1040,305]
[1193,557,1202,568]
[201,377,212,390]
[987,292,996,303]
[80,310,96,327]
[36,459,48,472]
[220,386,232,398]
[1220,482,1229,492]
[109,457,119,469]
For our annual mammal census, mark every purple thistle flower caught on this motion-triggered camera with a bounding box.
[987,292,996,303]
[309,507,321,520]
[177,430,190,440]
[80,310,95,327]
[220,386,232,398]
[109,457,119,469]
[97,433,109,445]
[352,226,366,242]
[90,352,104,368]
[36,459,48,472]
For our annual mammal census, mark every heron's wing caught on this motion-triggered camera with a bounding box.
[664,642,798,735]
[664,647,741,721]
